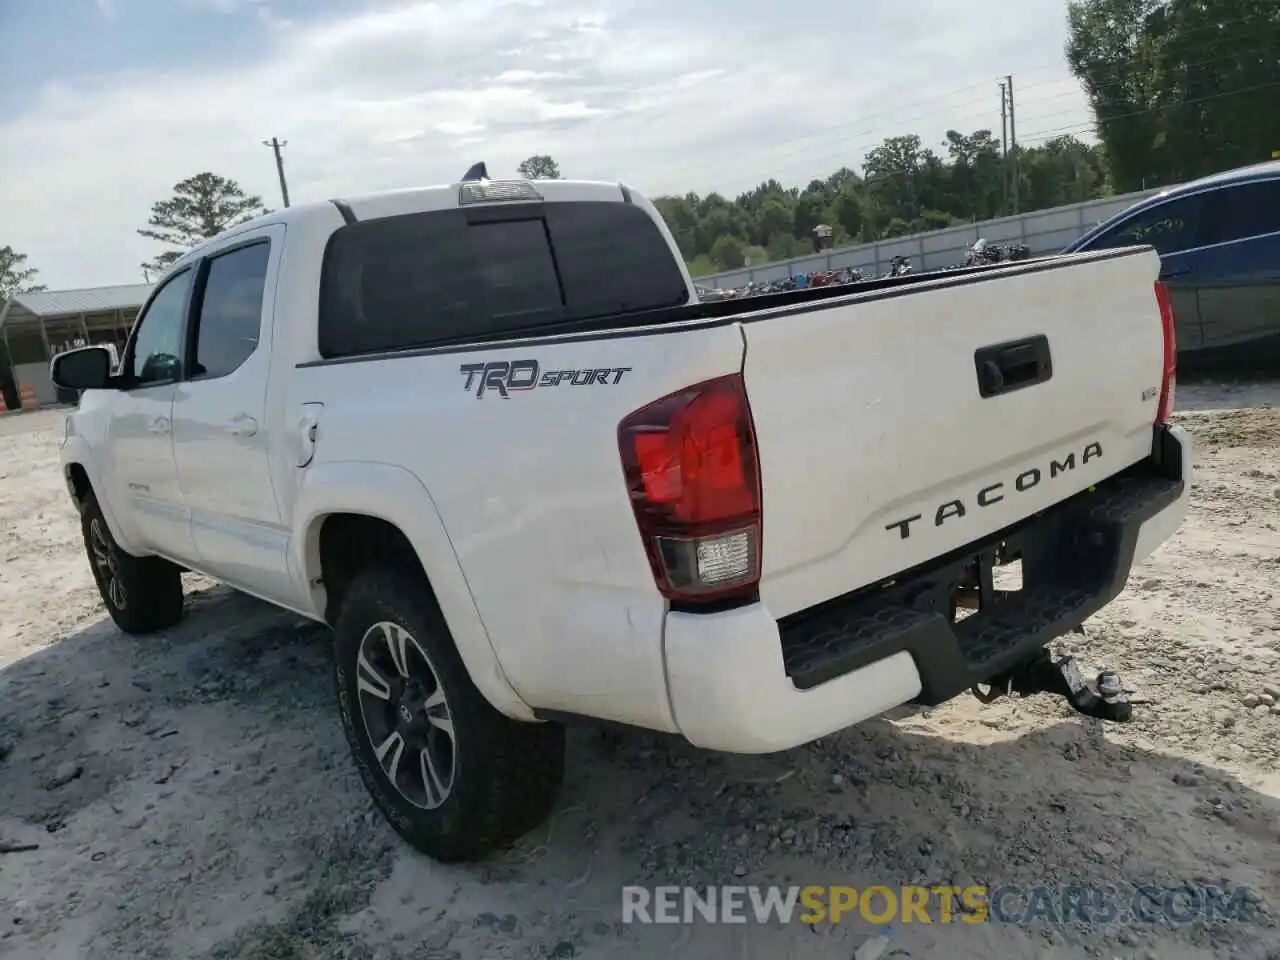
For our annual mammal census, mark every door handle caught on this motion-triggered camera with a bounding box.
[225,414,258,437]
[297,403,324,467]
[974,335,1053,398]
[148,416,170,435]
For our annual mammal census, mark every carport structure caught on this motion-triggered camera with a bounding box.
[0,284,152,406]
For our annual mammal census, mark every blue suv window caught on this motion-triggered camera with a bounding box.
[1087,193,1207,255]
[1085,193,1203,256]
[1203,179,1280,245]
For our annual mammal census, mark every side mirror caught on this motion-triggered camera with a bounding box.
[51,345,115,392]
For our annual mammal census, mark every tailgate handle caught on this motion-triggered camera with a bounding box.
[974,335,1052,398]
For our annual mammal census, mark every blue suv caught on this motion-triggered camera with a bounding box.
[1065,160,1280,367]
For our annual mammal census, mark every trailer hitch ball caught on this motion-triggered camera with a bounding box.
[971,653,1133,722]
[1097,670,1123,699]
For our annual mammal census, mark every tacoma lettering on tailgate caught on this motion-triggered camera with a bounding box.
[884,441,1103,540]
[460,360,632,399]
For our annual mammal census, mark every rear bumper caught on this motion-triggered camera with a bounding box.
[663,424,1192,754]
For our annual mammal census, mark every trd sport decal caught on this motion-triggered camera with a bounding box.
[460,360,632,398]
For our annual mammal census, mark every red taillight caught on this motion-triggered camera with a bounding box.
[1154,281,1177,424]
[618,374,762,604]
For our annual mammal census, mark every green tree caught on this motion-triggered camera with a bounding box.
[695,196,743,255]
[650,123,1113,271]
[830,186,864,240]
[765,233,804,262]
[863,135,943,224]
[1022,136,1107,208]
[0,246,46,302]
[944,129,1004,219]
[754,197,794,246]
[1066,0,1280,191]
[138,172,268,275]
[709,235,746,270]
[517,155,562,180]
[652,194,699,257]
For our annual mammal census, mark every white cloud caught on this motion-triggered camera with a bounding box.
[2,0,1094,287]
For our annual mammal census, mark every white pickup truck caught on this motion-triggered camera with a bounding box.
[53,174,1190,862]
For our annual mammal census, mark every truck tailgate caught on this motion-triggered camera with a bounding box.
[742,248,1165,618]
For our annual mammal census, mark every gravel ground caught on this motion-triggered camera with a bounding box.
[1,380,1278,960]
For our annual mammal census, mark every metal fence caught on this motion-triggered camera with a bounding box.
[693,187,1163,289]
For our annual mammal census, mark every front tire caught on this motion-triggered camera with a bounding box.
[81,496,185,635]
[333,569,565,862]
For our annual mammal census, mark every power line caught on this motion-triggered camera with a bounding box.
[263,137,291,208]
[647,63,1105,189]
[646,90,1005,190]
[1010,12,1280,86]
[646,46,1260,189]
[643,47,1279,194]
[1009,47,1280,127]
[1016,78,1280,144]
[644,80,1001,187]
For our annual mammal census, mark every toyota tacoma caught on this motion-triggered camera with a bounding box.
[53,171,1191,862]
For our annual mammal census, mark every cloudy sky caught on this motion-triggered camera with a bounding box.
[0,0,1096,289]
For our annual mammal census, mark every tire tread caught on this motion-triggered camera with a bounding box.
[81,496,184,635]
[334,568,564,862]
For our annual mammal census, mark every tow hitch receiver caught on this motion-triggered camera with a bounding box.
[972,649,1132,722]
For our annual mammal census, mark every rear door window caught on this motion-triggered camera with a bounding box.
[318,201,689,358]
[1199,179,1280,245]
[191,241,270,379]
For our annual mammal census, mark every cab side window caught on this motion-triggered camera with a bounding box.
[128,269,193,385]
[1090,194,1206,256]
[191,242,270,379]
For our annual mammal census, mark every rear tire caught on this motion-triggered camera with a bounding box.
[81,496,185,635]
[333,569,565,862]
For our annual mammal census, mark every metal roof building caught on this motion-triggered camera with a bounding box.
[0,283,153,408]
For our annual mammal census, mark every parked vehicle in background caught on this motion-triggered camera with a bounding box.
[882,255,913,278]
[695,284,732,303]
[1064,160,1280,366]
[967,239,1031,266]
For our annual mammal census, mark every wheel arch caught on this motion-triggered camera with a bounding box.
[292,461,534,721]
[60,442,143,555]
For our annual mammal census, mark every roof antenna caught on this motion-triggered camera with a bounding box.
[461,161,489,182]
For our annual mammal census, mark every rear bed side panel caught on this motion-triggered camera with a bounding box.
[293,323,746,733]
[742,249,1165,618]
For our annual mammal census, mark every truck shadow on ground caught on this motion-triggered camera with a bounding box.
[0,587,1276,960]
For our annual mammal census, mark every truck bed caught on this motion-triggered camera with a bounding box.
[295,244,1167,731]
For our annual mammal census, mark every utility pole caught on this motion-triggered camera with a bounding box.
[1006,74,1019,215]
[999,80,1009,215]
[263,137,291,208]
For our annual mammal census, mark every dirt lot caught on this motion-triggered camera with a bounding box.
[2,381,1279,960]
